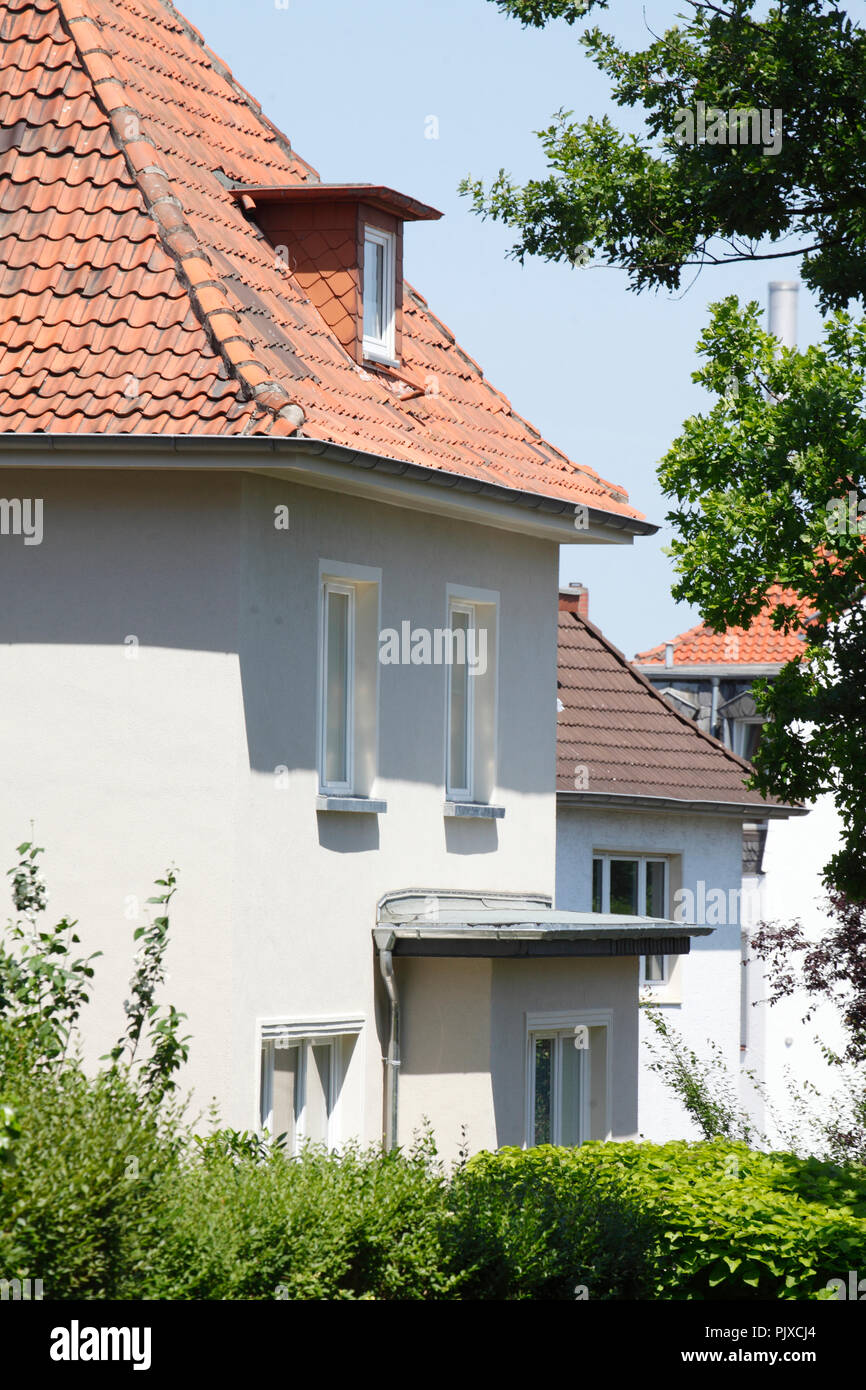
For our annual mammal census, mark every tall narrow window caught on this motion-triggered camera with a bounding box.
[609,858,638,915]
[259,1041,300,1149]
[322,582,354,792]
[362,227,396,363]
[447,604,473,799]
[533,1037,553,1145]
[528,1028,589,1146]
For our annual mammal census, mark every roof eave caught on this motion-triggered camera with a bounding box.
[0,432,657,545]
[636,662,787,679]
[232,183,443,222]
[556,789,805,818]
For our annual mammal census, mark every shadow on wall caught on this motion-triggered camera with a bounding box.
[1,469,555,802]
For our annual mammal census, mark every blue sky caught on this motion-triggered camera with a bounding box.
[179,0,822,658]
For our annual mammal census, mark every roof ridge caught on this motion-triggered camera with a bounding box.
[564,609,771,786]
[634,616,715,663]
[56,0,305,434]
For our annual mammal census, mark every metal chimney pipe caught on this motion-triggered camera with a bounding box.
[767,281,799,351]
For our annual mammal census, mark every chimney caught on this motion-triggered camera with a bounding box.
[559,582,588,619]
[767,281,799,351]
[664,640,675,669]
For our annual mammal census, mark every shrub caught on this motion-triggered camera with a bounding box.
[471,1140,866,1300]
[448,1145,659,1299]
[143,1133,457,1301]
[0,1048,185,1299]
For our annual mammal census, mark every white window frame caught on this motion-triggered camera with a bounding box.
[362,225,397,365]
[524,1009,612,1148]
[592,853,676,991]
[319,579,356,795]
[729,716,763,761]
[258,1016,363,1152]
[445,599,476,801]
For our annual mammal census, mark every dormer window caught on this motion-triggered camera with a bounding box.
[235,184,441,368]
[362,226,396,364]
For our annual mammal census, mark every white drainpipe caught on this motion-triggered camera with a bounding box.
[378,948,400,1151]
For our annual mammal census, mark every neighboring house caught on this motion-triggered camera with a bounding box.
[0,0,708,1159]
[554,587,800,1139]
[634,596,845,1138]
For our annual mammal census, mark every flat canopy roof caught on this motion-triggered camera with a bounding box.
[233,184,443,222]
[375,891,712,959]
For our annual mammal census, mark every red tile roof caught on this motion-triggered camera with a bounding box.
[633,587,810,667]
[557,605,781,808]
[0,0,643,522]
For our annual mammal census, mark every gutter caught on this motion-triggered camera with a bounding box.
[636,663,785,680]
[556,790,805,819]
[0,433,657,545]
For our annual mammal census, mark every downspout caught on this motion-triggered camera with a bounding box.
[710,676,720,740]
[378,947,400,1151]
[740,927,750,1058]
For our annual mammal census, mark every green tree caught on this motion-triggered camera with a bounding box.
[467,0,866,897]
[464,1,866,308]
[659,297,866,897]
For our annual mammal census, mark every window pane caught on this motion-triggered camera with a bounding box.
[305,1043,333,1145]
[592,858,603,913]
[325,589,350,785]
[645,954,666,982]
[646,861,666,918]
[533,1037,552,1145]
[448,609,471,793]
[560,1036,583,1146]
[364,238,384,341]
[609,859,638,915]
[272,1043,299,1149]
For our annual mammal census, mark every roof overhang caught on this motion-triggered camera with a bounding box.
[636,663,786,679]
[0,435,657,546]
[232,183,443,222]
[374,890,712,958]
[556,790,805,819]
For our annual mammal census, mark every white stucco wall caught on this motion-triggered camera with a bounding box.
[556,804,749,1140]
[752,795,847,1144]
[0,460,561,1153]
[396,953,640,1160]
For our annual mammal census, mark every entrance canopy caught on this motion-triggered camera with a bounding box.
[374,890,711,959]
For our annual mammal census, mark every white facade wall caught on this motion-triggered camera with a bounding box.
[753,794,846,1144]
[0,461,565,1155]
[556,804,749,1139]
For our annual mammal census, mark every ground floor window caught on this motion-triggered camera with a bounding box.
[526,1011,611,1147]
[259,1021,361,1151]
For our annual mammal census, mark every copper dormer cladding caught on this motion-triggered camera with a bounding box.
[234,184,442,367]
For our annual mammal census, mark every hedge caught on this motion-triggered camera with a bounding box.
[469,1140,866,1299]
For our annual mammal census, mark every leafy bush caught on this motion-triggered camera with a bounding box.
[470,1140,866,1300]
[0,1047,184,1299]
[448,1146,659,1299]
[143,1133,456,1301]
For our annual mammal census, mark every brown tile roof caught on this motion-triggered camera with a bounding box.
[0,0,644,523]
[634,586,810,667]
[557,604,782,809]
